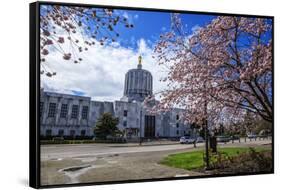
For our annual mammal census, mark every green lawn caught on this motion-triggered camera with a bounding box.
[160,147,269,170]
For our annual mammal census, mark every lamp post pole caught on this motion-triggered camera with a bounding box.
[139,108,142,146]
[204,81,210,170]
[204,116,209,169]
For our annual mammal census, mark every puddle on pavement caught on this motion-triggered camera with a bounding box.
[58,155,120,183]
[61,165,91,172]
[74,157,97,163]
[109,154,119,157]
[175,174,190,177]
[74,154,118,163]
[59,164,104,183]
[107,160,118,164]
[50,158,63,161]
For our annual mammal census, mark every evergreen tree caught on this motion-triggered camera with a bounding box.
[93,112,120,139]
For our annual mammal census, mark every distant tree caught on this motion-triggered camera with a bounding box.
[254,119,272,135]
[224,110,272,136]
[242,110,256,135]
[190,122,200,135]
[40,5,133,77]
[93,112,120,139]
[198,128,205,139]
[243,114,272,135]
[219,124,225,135]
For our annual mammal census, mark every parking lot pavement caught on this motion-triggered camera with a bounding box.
[41,146,204,185]
[40,139,272,185]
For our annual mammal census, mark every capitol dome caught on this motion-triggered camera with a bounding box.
[122,56,153,102]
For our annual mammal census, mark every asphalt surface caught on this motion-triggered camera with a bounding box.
[40,139,272,185]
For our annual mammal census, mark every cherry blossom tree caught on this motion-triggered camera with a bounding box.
[149,15,272,126]
[40,5,133,77]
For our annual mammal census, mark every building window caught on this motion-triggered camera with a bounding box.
[40,102,44,117]
[124,110,128,117]
[176,114,179,120]
[60,104,68,118]
[81,130,86,136]
[71,105,79,119]
[176,123,179,128]
[48,103,57,117]
[123,120,127,127]
[46,129,52,136]
[70,130,75,136]
[176,130,179,135]
[82,106,89,119]
[58,129,64,136]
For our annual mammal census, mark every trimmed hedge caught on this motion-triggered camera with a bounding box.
[40,139,127,145]
[40,136,93,140]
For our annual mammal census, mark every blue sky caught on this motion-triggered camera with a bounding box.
[112,9,216,49]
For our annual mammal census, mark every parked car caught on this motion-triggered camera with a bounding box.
[230,135,240,140]
[258,129,271,137]
[196,137,205,143]
[216,136,230,143]
[179,136,196,144]
[247,133,257,139]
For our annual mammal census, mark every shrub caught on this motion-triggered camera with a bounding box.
[209,148,272,174]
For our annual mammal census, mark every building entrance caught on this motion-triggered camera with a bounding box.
[144,115,155,138]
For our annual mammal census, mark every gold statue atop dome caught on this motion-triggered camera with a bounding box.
[137,55,142,69]
[138,55,142,65]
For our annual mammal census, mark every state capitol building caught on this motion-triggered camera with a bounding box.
[40,57,191,140]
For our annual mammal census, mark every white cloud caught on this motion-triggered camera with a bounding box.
[121,11,137,24]
[191,24,202,33]
[137,38,148,55]
[122,12,129,19]
[41,35,168,102]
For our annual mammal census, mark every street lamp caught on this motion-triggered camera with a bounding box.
[139,108,142,146]
[204,117,210,169]
[203,82,210,170]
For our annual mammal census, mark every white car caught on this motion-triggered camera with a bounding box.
[247,133,257,139]
[180,136,196,144]
[196,137,205,143]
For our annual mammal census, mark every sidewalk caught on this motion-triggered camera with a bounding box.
[108,140,180,147]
